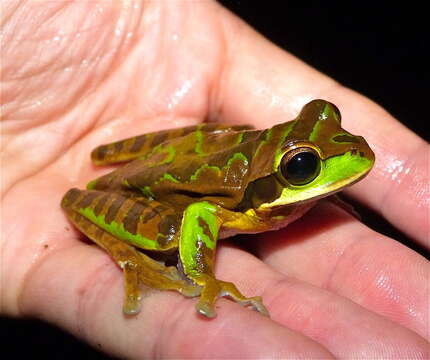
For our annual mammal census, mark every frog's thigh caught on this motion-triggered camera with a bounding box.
[179,201,269,318]
[62,189,200,315]
[91,124,254,165]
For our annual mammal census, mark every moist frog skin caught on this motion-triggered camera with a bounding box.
[62,99,375,318]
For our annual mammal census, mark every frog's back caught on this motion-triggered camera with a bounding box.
[90,124,285,209]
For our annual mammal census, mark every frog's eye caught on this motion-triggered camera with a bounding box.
[279,147,321,186]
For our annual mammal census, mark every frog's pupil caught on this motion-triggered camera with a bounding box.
[282,150,320,185]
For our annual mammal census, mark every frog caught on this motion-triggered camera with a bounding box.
[61,99,375,318]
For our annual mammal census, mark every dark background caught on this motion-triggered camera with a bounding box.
[2,2,427,359]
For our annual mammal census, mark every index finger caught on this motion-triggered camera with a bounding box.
[212,8,429,247]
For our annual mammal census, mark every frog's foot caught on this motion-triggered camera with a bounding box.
[192,274,269,318]
[121,253,201,315]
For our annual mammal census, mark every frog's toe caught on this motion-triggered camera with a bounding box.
[221,290,270,317]
[180,284,202,298]
[122,262,144,315]
[214,280,270,316]
[196,301,216,318]
[123,293,142,315]
[238,296,270,317]
[192,276,270,318]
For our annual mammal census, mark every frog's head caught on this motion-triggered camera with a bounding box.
[250,99,375,209]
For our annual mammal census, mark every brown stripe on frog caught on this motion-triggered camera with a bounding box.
[129,135,147,153]
[109,197,137,230]
[113,140,124,154]
[61,188,82,208]
[150,125,200,149]
[104,195,126,224]
[77,191,100,209]
[122,201,145,235]
[93,145,109,161]
[120,137,137,153]
[93,193,111,216]
[150,131,169,147]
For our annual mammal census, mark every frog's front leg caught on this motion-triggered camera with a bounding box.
[179,201,269,318]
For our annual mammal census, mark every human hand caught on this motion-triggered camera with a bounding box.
[2,1,428,358]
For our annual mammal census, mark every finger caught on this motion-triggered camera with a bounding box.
[216,246,429,358]
[254,201,429,340]
[214,7,429,246]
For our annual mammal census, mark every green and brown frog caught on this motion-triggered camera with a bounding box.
[62,99,374,318]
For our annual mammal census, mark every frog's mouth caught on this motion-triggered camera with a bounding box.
[260,151,374,208]
[255,200,317,219]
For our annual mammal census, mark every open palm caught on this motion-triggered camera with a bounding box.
[2,1,429,358]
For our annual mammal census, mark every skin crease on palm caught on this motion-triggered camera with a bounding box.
[1,0,429,359]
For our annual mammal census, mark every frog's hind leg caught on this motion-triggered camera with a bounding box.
[179,201,269,318]
[62,189,201,315]
[91,123,254,165]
